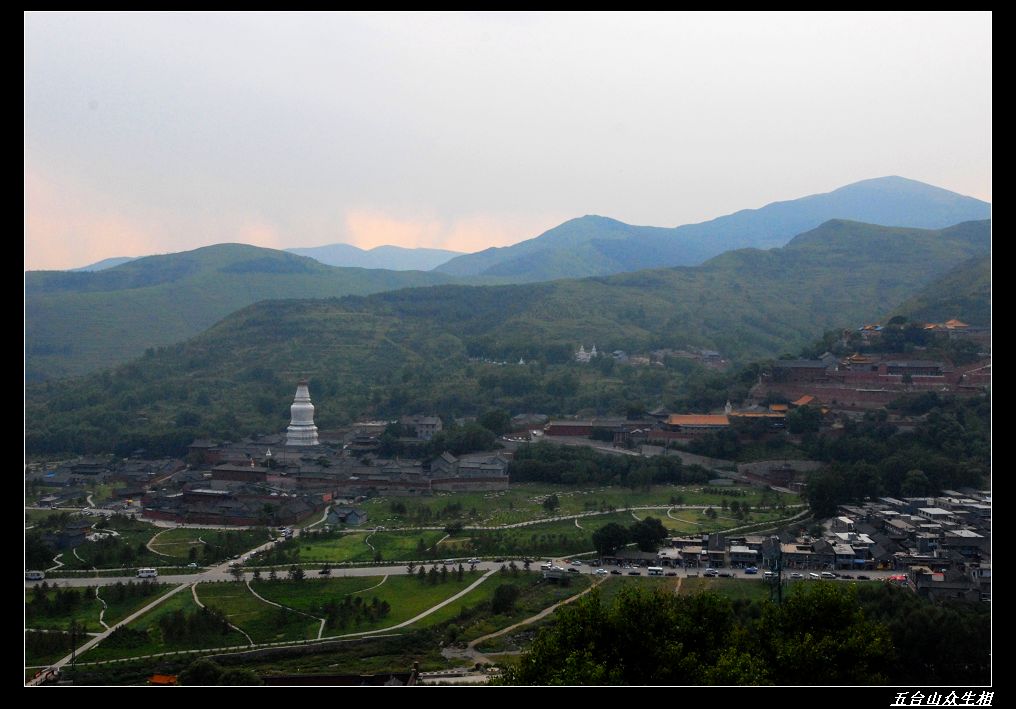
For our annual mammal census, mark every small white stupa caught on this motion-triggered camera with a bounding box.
[286,379,319,446]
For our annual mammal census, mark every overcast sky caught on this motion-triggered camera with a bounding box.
[25,12,991,270]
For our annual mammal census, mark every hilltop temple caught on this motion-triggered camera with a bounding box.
[286,380,319,446]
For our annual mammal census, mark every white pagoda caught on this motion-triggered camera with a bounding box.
[286,380,319,446]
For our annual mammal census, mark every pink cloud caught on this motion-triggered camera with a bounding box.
[344,209,562,253]
[25,168,168,271]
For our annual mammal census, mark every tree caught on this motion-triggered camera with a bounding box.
[705,507,718,520]
[491,583,521,615]
[252,568,262,582]
[179,658,224,686]
[230,565,245,583]
[218,668,264,685]
[592,522,630,557]
[479,409,511,436]
[268,568,278,582]
[543,494,560,514]
[629,517,668,552]
[407,561,416,575]
[288,565,305,582]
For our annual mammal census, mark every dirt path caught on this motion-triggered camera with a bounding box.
[95,587,110,630]
[246,579,326,640]
[192,583,253,646]
[454,576,608,666]
[46,553,64,572]
[146,528,174,557]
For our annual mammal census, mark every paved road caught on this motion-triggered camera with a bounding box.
[27,558,903,589]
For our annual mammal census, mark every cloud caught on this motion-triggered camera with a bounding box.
[24,168,168,271]
[343,209,562,253]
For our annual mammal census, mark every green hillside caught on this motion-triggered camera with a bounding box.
[890,255,991,326]
[25,244,458,381]
[434,177,991,281]
[25,220,989,456]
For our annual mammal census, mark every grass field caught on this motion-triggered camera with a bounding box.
[249,576,386,614]
[292,529,447,563]
[251,572,483,635]
[362,483,798,529]
[678,576,771,601]
[81,588,248,662]
[197,582,319,644]
[97,582,173,626]
[437,572,593,644]
[25,587,104,633]
[147,527,272,564]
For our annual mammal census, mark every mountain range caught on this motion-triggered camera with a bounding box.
[286,243,463,271]
[434,177,990,281]
[26,219,990,456]
[25,244,458,381]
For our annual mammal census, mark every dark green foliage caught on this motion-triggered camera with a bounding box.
[856,584,990,684]
[491,583,522,615]
[629,517,668,552]
[178,658,225,686]
[803,396,989,516]
[321,595,391,631]
[157,605,232,645]
[510,442,705,487]
[542,494,560,513]
[786,405,821,434]
[501,584,893,685]
[217,668,264,685]
[591,523,630,557]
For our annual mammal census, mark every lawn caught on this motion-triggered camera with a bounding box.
[361,483,799,529]
[197,581,319,644]
[249,576,386,614]
[81,587,248,662]
[291,529,447,563]
[678,576,771,602]
[425,571,593,644]
[97,581,173,626]
[25,586,104,633]
[595,575,678,605]
[147,527,272,564]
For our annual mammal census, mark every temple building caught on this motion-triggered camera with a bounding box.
[286,380,319,446]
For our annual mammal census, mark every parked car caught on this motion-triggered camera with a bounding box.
[628,570,641,576]
[856,574,871,580]
[703,568,718,577]
[790,572,803,579]
[610,569,622,575]
[665,571,677,577]
[744,567,758,575]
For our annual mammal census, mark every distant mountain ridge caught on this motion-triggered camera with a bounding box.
[70,256,138,272]
[287,243,463,271]
[434,176,990,281]
[26,243,459,381]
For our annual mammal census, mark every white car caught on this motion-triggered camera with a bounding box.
[467,558,481,564]
[594,568,608,576]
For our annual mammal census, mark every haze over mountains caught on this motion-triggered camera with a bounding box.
[434,177,990,281]
[26,219,990,455]
[286,243,463,271]
[26,244,458,381]
[25,176,990,385]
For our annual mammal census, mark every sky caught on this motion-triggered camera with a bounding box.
[25,12,991,271]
